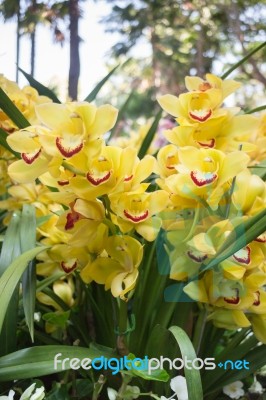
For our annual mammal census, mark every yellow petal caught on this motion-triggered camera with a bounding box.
[88,104,118,136]
[157,94,183,117]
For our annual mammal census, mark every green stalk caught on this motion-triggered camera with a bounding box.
[192,307,207,355]
[92,374,106,400]
[117,299,129,356]
[221,41,266,79]
[246,104,266,114]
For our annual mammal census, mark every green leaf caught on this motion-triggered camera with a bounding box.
[108,90,135,143]
[83,64,120,102]
[0,345,106,381]
[122,353,169,382]
[42,310,70,329]
[221,41,266,79]
[138,109,162,159]
[0,245,48,333]
[250,159,266,180]
[0,128,20,158]
[20,205,37,341]
[18,67,61,103]
[0,212,21,356]
[0,87,29,129]
[246,104,266,114]
[169,326,203,400]
[200,208,266,274]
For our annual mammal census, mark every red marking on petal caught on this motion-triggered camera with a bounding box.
[61,260,77,273]
[58,180,69,186]
[189,109,212,122]
[255,232,266,243]
[233,246,251,265]
[124,209,149,222]
[86,171,111,186]
[190,170,217,187]
[65,210,81,230]
[56,137,83,158]
[21,149,41,164]
[124,174,133,182]
[187,250,207,263]
[224,289,240,305]
[197,139,215,148]
[253,291,260,306]
[199,82,212,92]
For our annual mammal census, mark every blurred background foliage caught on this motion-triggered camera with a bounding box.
[0,0,265,115]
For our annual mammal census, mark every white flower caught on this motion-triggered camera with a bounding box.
[19,383,45,400]
[107,388,117,400]
[170,376,188,400]
[223,381,245,399]
[0,390,15,400]
[107,386,140,400]
[248,379,264,394]
[33,312,41,322]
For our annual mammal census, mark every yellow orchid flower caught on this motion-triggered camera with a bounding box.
[232,170,266,216]
[157,90,230,125]
[185,73,241,102]
[184,269,265,311]
[37,277,75,332]
[164,146,249,209]
[80,235,143,300]
[56,198,109,253]
[109,190,169,241]
[0,75,51,132]
[37,243,90,276]
[35,102,118,158]
[164,114,259,151]
[156,144,180,178]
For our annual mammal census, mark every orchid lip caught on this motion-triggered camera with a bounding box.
[124,174,133,182]
[190,170,217,187]
[224,289,240,305]
[56,137,83,158]
[87,171,111,186]
[187,250,207,263]
[189,109,212,122]
[232,246,251,265]
[124,209,149,222]
[253,291,260,306]
[255,232,266,243]
[61,260,77,273]
[197,139,215,148]
[21,149,41,164]
[58,180,69,186]
[65,211,81,230]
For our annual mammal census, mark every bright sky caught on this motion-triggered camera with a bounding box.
[0,1,120,100]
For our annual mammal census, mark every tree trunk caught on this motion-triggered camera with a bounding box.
[30,29,36,76]
[16,0,21,83]
[68,0,80,100]
[30,0,37,77]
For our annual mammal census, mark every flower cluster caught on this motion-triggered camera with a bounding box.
[1,73,265,343]
[156,74,266,342]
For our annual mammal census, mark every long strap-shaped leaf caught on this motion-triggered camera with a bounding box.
[0,128,20,158]
[0,345,108,381]
[18,67,61,103]
[221,41,266,79]
[20,205,37,341]
[0,87,29,129]
[169,326,203,400]
[200,208,266,274]
[138,109,162,159]
[0,212,21,356]
[0,246,48,333]
[83,64,120,102]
